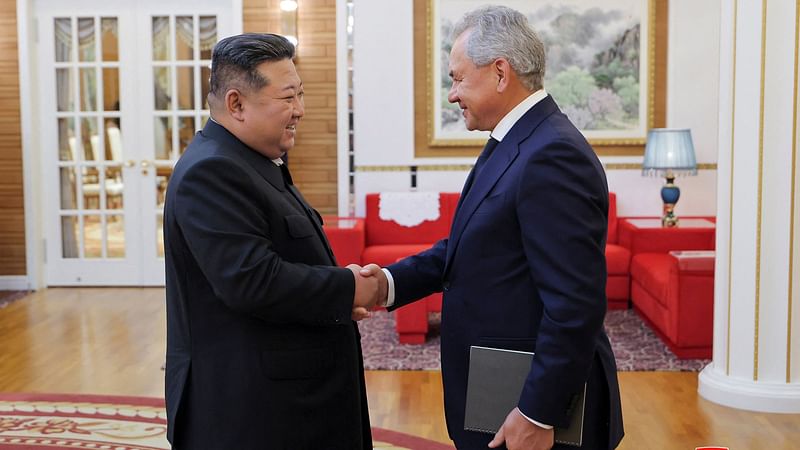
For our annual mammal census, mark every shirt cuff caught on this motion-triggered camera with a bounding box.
[382,268,396,307]
[518,409,553,430]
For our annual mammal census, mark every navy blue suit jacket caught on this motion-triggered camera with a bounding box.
[388,96,623,449]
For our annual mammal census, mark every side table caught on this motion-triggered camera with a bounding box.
[619,218,716,256]
[321,216,365,266]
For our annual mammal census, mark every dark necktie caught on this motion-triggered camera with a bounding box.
[473,137,499,180]
[460,137,499,200]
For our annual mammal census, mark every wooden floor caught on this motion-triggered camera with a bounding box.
[1,288,799,449]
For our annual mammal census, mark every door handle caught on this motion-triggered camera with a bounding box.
[140,160,151,175]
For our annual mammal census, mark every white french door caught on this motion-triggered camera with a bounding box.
[36,0,238,285]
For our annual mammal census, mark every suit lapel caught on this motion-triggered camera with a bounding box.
[444,95,560,274]
[445,140,519,269]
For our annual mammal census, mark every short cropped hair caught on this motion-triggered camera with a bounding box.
[452,6,545,91]
[208,33,295,103]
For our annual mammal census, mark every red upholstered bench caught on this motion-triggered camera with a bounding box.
[630,250,715,358]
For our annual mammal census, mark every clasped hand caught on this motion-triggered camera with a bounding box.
[347,263,387,321]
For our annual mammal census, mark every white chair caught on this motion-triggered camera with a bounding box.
[87,132,125,208]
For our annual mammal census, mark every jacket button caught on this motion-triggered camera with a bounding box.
[442,281,451,291]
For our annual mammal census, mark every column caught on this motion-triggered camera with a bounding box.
[699,0,800,412]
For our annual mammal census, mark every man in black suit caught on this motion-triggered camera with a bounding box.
[163,33,378,449]
[361,6,624,450]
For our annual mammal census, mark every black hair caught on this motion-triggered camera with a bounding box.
[208,33,295,100]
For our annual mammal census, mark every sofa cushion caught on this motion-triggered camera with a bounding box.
[364,193,454,246]
[605,244,630,275]
[630,253,678,309]
[362,244,436,267]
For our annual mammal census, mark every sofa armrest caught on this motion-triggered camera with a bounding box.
[670,251,714,348]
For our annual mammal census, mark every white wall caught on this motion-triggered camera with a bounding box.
[346,0,721,217]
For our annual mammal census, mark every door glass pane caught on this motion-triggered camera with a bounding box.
[101,18,118,62]
[156,169,171,209]
[58,118,75,161]
[200,114,210,129]
[154,67,172,110]
[79,67,97,111]
[77,18,95,62]
[61,215,79,258]
[56,68,74,111]
[54,18,72,62]
[177,67,194,110]
[156,214,164,257]
[154,117,172,159]
[83,215,102,258]
[201,65,211,109]
[81,167,100,209]
[199,16,216,60]
[60,167,78,209]
[175,16,194,60]
[103,68,120,111]
[81,117,100,161]
[105,167,124,210]
[152,17,170,61]
[104,119,123,162]
[179,117,194,155]
[108,215,125,258]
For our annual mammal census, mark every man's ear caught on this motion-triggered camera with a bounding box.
[225,89,245,121]
[493,58,512,93]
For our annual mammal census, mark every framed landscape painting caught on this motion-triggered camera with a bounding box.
[413,0,667,157]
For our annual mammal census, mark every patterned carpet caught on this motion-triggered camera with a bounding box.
[0,393,453,450]
[359,309,709,371]
[0,291,28,309]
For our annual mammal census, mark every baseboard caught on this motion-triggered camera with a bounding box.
[0,276,31,291]
[699,364,800,413]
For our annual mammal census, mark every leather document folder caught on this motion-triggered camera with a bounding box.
[463,345,586,447]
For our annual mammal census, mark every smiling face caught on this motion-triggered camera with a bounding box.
[447,31,504,132]
[237,58,304,159]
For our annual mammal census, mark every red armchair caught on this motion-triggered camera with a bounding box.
[630,251,715,358]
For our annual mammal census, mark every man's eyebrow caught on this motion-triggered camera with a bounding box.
[277,82,303,94]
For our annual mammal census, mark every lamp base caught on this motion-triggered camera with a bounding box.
[661,175,681,228]
[662,203,679,227]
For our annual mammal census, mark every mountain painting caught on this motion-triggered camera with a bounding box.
[433,0,649,142]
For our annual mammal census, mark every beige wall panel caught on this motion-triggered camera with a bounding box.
[0,0,25,275]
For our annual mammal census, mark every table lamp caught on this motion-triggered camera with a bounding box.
[641,128,698,227]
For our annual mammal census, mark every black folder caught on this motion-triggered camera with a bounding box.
[463,346,586,447]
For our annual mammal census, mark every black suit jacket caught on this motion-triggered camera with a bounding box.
[388,96,623,449]
[164,121,372,449]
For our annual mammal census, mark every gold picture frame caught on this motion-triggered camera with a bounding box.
[413,0,668,158]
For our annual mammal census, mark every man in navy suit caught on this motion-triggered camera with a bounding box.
[361,6,623,450]
[164,34,379,449]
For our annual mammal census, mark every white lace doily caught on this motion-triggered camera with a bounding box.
[378,192,441,227]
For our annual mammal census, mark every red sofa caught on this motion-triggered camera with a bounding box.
[630,251,715,358]
[605,193,632,309]
[620,219,716,358]
[325,192,629,343]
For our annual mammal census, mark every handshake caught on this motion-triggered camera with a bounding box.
[346,263,388,321]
